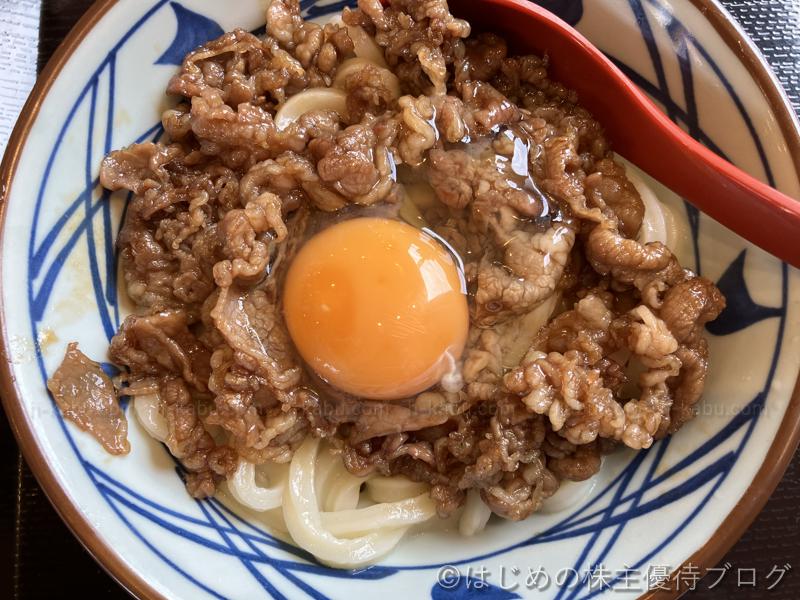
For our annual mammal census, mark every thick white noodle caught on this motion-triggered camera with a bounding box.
[316,448,365,511]
[227,460,287,512]
[325,477,364,511]
[320,494,436,537]
[274,88,348,130]
[313,445,340,497]
[133,393,168,442]
[366,475,429,503]
[282,437,435,567]
[458,489,492,536]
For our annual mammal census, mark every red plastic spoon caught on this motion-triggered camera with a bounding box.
[450,0,800,267]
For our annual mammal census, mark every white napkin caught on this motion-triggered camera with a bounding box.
[0,0,40,153]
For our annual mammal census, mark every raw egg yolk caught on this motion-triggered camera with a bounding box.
[283,217,469,400]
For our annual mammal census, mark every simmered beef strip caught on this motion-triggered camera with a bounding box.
[47,343,130,455]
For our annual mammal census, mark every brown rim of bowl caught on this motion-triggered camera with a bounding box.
[0,2,165,598]
[686,0,800,177]
[0,1,797,599]
[641,0,800,596]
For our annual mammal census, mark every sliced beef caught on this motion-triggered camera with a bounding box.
[47,343,129,455]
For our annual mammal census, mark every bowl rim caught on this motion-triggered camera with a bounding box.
[0,1,797,599]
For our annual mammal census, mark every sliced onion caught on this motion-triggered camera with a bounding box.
[622,159,678,248]
[399,192,428,228]
[404,181,438,209]
[274,88,348,131]
[333,57,401,99]
[502,293,560,368]
[540,477,598,514]
[458,489,492,536]
[399,181,439,228]
[133,393,168,442]
[346,25,388,68]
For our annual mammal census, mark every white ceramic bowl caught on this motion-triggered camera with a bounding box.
[1,1,799,598]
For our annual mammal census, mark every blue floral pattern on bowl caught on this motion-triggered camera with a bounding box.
[4,1,799,598]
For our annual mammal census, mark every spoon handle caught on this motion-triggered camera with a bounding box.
[600,67,800,269]
[460,0,800,268]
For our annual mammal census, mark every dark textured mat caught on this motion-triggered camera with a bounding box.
[2,0,798,598]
